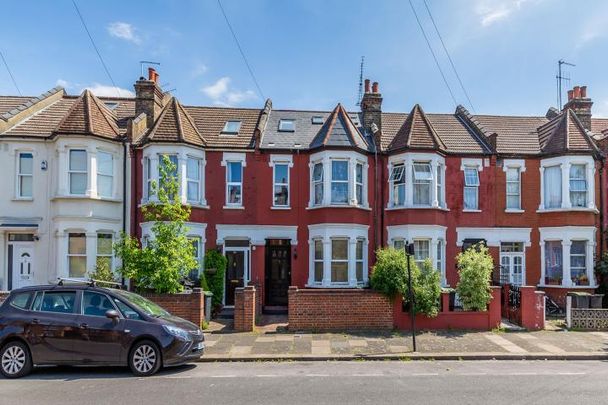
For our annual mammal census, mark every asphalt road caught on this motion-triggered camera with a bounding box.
[2,360,607,405]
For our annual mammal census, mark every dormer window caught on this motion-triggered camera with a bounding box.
[103,102,119,111]
[222,120,242,134]
[279,119,295,132]
[311,116,324,125]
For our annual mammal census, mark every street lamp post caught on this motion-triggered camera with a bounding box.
[404,241,416,352]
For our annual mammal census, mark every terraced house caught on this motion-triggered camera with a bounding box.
[0,70,606,310]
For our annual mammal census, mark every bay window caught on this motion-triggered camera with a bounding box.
[331,160,349,204]
[388,153,445,209]
[186,157,201,203]
[543,166,562,209]
[68,233,87,277]
[308,151,368,208]
[569,164,587,208]
[97,151,113,198]
[69,149,87,195]
[96,233,113,272]
[330,239,349,283]
[539,156,595,211]
[413,163,432,205]
[17,152,33,198]
[390,164,406,206]
[463,166,479,210]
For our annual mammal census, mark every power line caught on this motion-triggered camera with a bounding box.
[407,0,457,107]
[217,0,265,100]
[0,49,22,96]
[71,0,121,97]
[423,0,475,113]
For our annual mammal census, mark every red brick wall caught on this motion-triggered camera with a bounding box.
[502,285,545,330]
[142,288,204,328]
[288,287,393,331]
[234,286,256,332]
[542,286,595,308]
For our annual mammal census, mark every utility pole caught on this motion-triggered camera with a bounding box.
[556,59,575,109]
[404,241,416,352]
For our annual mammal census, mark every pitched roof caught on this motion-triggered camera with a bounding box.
[388,104,445,152]
[538,109,598,154]
[54,90,120,139]
[185,105,261,149]
[472,114,546,155]
[140,97,206,146]
[309,104,368,150]
[2,98,75,137]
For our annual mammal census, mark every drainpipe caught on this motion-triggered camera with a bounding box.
[372,132,380,250]
[599,158,605,259]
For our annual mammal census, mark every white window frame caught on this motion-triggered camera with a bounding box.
[463,166,480,210]
[503,159,525,212]
[413,238,431,268]
[390,163,406,207]
[186,156,203,204]
[330,238,349,284]
[569,164,588,208]
[222,152,247,209]
[96,232,114,272]
[68,149,88,196]
[355,162,364,205]
[96,151,113,199]
[17,151,34,199]
[67,232,87,278]
[412,162,433,206]
[307,224,369,287]
[330,159,349,205]
[308,150,368,209]
[313,239,324,283]
[278,119,295,132]
[388,152,446,210]
[355,238,365,284]
[221,120,242,134]
[538,155,595,212]
[312,162,324,206]
[269,155,293,208]
[539,226,596,288]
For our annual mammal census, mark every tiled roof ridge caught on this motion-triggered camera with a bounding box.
[567,108,600,153]
[1,86,64,121]
[144,97,172,143]
[454,105,495,153]
[172,98,185,143]
[321,104,341,145]
[177,98,207,145]
[411,104,447,151]
[255,98,272,148]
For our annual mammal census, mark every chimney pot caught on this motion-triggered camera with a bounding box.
[581,85,587,98]
[372,82,379,94]
[364,79,370,94]
[573,86,581,99]
[148,67,156,81]
[568,90,574,101]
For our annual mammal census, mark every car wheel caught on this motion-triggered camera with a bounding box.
[129,340,161,377]
[1,341,32,379]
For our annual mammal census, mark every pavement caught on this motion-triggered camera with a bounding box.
[202,319,608,361]
[2,361,607,404]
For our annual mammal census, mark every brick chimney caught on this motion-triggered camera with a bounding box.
[360,79,382,147]
[563,85,593,131]
[134,67,166,128]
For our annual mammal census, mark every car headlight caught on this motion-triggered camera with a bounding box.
[163,325,190,340]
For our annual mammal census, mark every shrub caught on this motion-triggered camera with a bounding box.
[456,243,494,311]
[414,259,442,318]
[204,249,227,309]
[114,156,197,294]
[91,259,117,283]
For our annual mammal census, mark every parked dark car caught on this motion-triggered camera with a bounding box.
[0,281,204,378]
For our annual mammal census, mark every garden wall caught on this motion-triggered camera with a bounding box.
[142,288,204,328]
[502,285,545,331]
[234,286,256,332]
[393,287,502,331]
[288,287,393,331]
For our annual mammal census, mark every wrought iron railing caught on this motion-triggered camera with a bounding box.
[508,285,521,309]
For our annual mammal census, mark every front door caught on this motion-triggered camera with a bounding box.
[225,249,248,306]
[265,241,291,306]
[500,242,525,285]
[12,243,34,289]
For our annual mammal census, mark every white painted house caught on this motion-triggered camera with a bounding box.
[0,88,130,290]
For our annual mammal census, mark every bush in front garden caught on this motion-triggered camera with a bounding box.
[203,249,227,310]
[456,243,494,311]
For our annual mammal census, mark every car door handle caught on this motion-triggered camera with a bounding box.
[79,323,88,329]
[32,318,40,324]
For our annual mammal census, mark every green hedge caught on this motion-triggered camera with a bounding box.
[202,249,227,309]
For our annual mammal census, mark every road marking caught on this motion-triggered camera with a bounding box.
[352,373,383,377]
[557,372,585,376]
[412,373,439,376]
[210,375,237,378]
[484,334,528,353]
[458,373,487,376]
[305,374,330,377]
[256,374,279,377]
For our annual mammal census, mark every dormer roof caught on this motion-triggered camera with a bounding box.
[309,103,368,150]
[388,104,446,152]
[54,89,120,139]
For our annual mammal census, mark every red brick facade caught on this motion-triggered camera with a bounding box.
[142,288,205,327]
[234,286,256,332]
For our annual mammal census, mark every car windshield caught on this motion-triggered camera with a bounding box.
[113,290,170,317]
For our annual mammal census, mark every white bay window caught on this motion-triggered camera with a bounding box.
[539,156,595,211]
[388,153,446,209]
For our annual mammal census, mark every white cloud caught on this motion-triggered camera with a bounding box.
[107,22,141,44]
[191,63,208,78]
[474,0,532,27]
[56,79,70,88]
[83,83,135,98]
[201,77,257,106]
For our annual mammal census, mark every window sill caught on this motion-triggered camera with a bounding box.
[271,206,291,210]
[536,207,599,214]
[12,197,33,202]
[223,205,245,210]
[505,209,525,213]
[188,203,209,209]
[462,209,482,213]
[386,205,449,212]
[305,283,368,288]
[53,195,121,203]
[537,284,598,289]
[306,204,371,211]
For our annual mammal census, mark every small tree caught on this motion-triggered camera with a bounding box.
[370,247,413,301]
[203,249,227,310]
[114,156,197,294]
[91,259,117,283]
[414,259,442,318]
[456,243,494,311]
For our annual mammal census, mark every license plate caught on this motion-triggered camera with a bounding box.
[195,342,204,351]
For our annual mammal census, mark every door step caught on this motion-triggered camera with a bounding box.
[263,306,288,315]
[216,307,234,320]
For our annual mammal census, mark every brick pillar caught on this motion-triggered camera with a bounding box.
[519,287,545,331]
[288,286,298,329]
[502,284,510,318]
[488,287,502,329]
[234,286,256,332]
[191,288,204,328]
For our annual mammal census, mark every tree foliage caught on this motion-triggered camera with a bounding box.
[203,249,227,309]
[456,243,494,311]
[371,247,441,317]
[114,156,197,294]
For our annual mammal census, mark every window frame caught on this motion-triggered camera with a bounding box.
[221,120,242,135]
[272,162,290,207]
[412,162,433,206]
[330,159,349,205]
[226,160,243,206]
[355,238,364,283]
[312,162,324,206]
[313,239,324,284]
[463,166,480,210]
[390,163,406,207]
[96,233,114,273]
[355,162,364,206]
[569,164,588,208]
[330,238,349,284]
[505,166,521,210]
[68,149,88,196]
[570,240,588,286]
[96,151,113,198]
[17,151,34,199]
[278,119,295,132]
[186,156,202,203]
[413,239,431,269]
[67,232,87,278]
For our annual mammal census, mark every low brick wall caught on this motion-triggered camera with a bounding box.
[502,285,545,331]
[0,292,9,305]
[234,286,256,332]
[142,288,204,328]
[394,287,502,331]
[288,287,393,331]
[542,286,595,308]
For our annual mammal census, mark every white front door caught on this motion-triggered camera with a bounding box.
[500,242,525,286]
[12,243,34,289]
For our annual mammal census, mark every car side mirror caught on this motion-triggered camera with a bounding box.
[105,309,120,321]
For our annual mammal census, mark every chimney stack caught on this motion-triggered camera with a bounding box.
[135,68,166,128]
[563,84,593,131]
[360,78,383,147]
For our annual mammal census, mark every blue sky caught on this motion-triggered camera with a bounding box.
[2,0,608,116]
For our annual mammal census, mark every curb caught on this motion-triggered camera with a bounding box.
[197,352,608,362]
